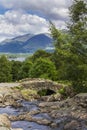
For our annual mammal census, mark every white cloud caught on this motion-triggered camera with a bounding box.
[0,0,72,41]
[0,10,49,41]
[0,0,72,20]
[52,20,67,30]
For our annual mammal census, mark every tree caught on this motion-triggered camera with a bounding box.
[30,58,57,81]
[68,0,87,57]
[50,23,71,79]
[11,60,22,81]
[67,0,87,92]
[19,60,33,79]
[27,49,52,62]
[50,22,69,49]
[50,0,87,93]
[0,55,12,82]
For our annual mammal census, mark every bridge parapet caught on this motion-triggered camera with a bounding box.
[21,78,62,92]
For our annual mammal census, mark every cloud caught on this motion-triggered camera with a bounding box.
[0,10,49,41]
[0,0,72,20]
[0,0,72,41]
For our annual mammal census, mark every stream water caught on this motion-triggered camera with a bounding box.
[0,100,59,130]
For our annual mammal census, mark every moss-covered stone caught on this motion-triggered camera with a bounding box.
[21,89,38,100]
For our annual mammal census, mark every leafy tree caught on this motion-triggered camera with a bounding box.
[11,60,22,81]
[19,60,33,79]
[50,23,71,79]
[68,0,87,57]
[30,58,57,81]
[27,49,52,62]
[50,0,87,93]
[50,22,69,49]
[67,0,87,92]
[0,55,12,82]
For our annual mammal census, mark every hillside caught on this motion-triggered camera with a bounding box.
[0,33,53,53]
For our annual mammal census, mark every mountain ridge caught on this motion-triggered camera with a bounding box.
[0,33,53,53]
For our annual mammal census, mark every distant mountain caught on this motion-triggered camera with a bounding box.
[12,34,34,42]
[0,33,54,53]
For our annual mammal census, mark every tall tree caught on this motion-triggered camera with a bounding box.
[68,0,87,58]
[11,61,22,81]
[0,55,12,82]
[67,0,87,92]
[50,0,87,92]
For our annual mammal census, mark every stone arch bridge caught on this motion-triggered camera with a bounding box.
[21,78,62,92]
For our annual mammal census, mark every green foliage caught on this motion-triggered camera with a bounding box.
[37,89,48,96]
[69,0,87,23]
[29,58,57,81]
[11,61,22,81]
[58,88,66,97]
[27,49,52,62]
[19,60,33,79]
[71,64,87,93]
[50,23,69,49]
[50,0,87,93]
[0,55,12,82]
[21,89,37,100]
[68,0,87,57]
[67,0,87,92]
[14,86,23,90]
[58,85,75,98]
[37,89,55,96]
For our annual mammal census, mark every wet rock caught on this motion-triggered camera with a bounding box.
[79,102,87,108]
[9,115,18,121]
[11,101,22,108]
[29,110,40,115]
[74,93,87,105]
[47,95,55,102]
[33,118,52,125]
[50,122,58,128]
[0,127,10,130]
[11,128,23,130]
[64,120,82,130]
[0,114,11,128]
[0,114,23,130]
[39,101,59,107]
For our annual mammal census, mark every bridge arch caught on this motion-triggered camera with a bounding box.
[37,88,56,96]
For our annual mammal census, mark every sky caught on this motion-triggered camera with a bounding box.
[0,0,72,41]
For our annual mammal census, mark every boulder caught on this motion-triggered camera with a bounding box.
[64,120,82,130]
[0,114,23,130]
[0,127,10,130]
[0,114,11,128]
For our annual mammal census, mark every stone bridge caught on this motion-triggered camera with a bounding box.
[21,78,62,92]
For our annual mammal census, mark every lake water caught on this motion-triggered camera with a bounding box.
[0,53,32,61]
[9,57,26,61]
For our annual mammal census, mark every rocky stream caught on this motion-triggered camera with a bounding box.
[0,79,87,130]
